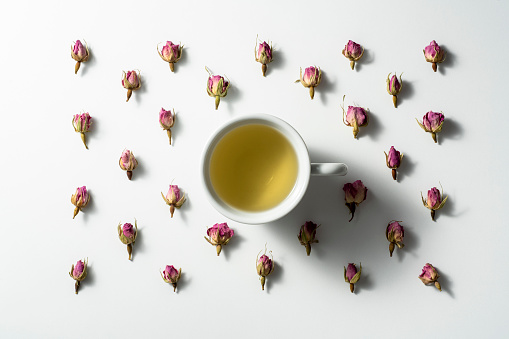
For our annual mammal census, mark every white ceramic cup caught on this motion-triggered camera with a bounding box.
[201,114,348,224]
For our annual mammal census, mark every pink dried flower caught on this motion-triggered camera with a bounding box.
[122,70,141,102]
[386,73,403,108]
[69,258,88,294]
[298,221,320,256]
[206,67,230,110]
[343,180,367,222]
[423,40,446,72]
[71,186,90,219]
[295,66,322,99]
[341,96,369,139]
[72,113,92,149]
[421,184,448,221]
[159,108,175,145]
[254,37,273,76]
[417,111,445,143]
[71,40,89,74]
[160,265,182,292]
[157,41,183,72]
[161,184,186,218]
[419,263,442,291]
[384,146,403,180]
[118,220,138,260]
[342,40,364,70]
[344,263,362,293]
[204,222,234,256]
[386,221,405,257]
[119,149,138,180]
[256,246,274,291]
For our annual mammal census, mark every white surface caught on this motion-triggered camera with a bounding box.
[1,0,508,338]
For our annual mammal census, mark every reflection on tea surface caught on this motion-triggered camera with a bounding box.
[210,124,298,212]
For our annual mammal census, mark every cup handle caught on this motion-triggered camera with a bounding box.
[311,163,348,176]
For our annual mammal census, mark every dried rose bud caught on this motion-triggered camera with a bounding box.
[256,247,274,291]
[254,37,273,76]
[295,66,322,99]
[423,40,446,72]
[421,185,448,221]
[386,73,403,108]
[71,40,89,74]
[342,40,364,70]
[71,186,90,219]
[69,258,88,294]
[298,221,320,256]
[118,220,138,260]
[204,222,234,256]
[122,70,141,102]
[416,111,445,143]
[344,263,362,293]
[341,96,369,139]
[161,184,186,218]
[119,149,138,180]
[72,113,92,149]
[419,263,442,291]
[157,41,183,72]
[160,265,182,292]
[343,180,367,222]
[159,108,175,145]
[206,67,230,110]
[386,221,405,257]
[384,146,403,180]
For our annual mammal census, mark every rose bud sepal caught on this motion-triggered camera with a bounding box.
[118,220,138,260]
[344,263,362,293]
[69,258,88,294]
[71,40,89,74]
[386,73,403,108]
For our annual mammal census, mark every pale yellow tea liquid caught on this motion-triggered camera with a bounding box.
[210,124,298,212]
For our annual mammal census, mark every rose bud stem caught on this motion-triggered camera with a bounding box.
[126,89,132,102]
[216,245,222,256]
[169,62,175,72]
[75,281,80,294]
[389,242,395,257]
[127,170,133,180]
[432,132,437,143]
[215,96,220,110]
[305,243,311,256]
[432,62,437,72]
[80,133,88,149]
[435,281,442,291]
[170,205,175,218]
[350,283,354,293]
[350,61,355,70]
[347,202,356,222]
[172,283,177,292]
[431,210,436,221]
[393,95,397,108]
[127,243,132,260]
[262,64,267,77]
[75,61,81,74]
[309,87,314,99]
[392,169,397,181]
[167,130,172,145]
[73,207,80,219]
[261,276,266,291]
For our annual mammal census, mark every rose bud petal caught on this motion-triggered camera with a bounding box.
[419,263,442,291]
[254,37,273,76]
[71,186,90,219]
[423,40,446,72]
[159,108,175,145]
[161,184,186,218]
[386,221,405,257]
[343,180,367,222]
[118,220,138,260]
[342,40,364,70]
[384,146,403,180]
[122,70,141,102]
[421,184,448,221]
[416,111,445,143]
[341,96,369,139]
[69,258,88,294]
[344,262,362,293]
[256,247,275,291]
[386,73,403,107]
[71,40,89,74]
[204,222,234,256]
[298,221,320,256]
[157,41,184,72]
[72,113,92,149]
[160,265,182,292]
[295,66,322,99]
[118,149,138,180]
[205,67,230,110]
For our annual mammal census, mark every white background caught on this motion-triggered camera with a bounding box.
[1,0,508,338]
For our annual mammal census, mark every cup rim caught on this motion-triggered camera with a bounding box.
[201,114,311,224]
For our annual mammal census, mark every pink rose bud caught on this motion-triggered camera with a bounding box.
[69,258,88,294]
[419,263,442,291]
[118,149,138,180]
[256,247,275,291]
[343,180,367,222]
[161,184,186,218]
[386,221,405,257]
[298,221,320,256]
[160,265,182,292]
[384,146,403,180]
[205,67,230,110]
[341,96,369,139]
[71,186,90,219]
[421,185,448,221]
[386,73,403,108]
[72,113,92,149]
[342,40,364,70]
[423,40,446,72]
[254,37,273,76]
[417,111,445,143]
[118,220,138,260]
[295,66,322,99]
[71,40,89,74]
[159,108,175,145]
[204,222,235,256]
[344,263,362,293]
[158,41,183,72]
[122,70,141,102]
